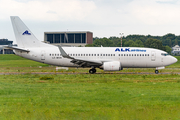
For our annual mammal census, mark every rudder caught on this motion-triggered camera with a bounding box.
[11,16,41,48]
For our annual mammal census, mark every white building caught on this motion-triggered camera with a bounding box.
[171,45,180,55]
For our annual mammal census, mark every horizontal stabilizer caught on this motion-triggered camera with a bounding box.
[6,46,30,52]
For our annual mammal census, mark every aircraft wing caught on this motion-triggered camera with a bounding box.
[5,46,30,52]
[70,58,102,67]
[57,46,102,67]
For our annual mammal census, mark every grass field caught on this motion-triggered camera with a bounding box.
[0,55,180,119]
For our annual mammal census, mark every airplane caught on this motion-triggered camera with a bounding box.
[7,16,177,74]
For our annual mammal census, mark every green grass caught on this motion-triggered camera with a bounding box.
[0,74,180,119]
[0,54,180,119]
[0,54,48,67]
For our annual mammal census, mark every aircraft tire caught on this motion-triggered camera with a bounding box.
[89,68,96,74]
[155,70,159,74]
[89,69,94,74]
[93,69,96,73]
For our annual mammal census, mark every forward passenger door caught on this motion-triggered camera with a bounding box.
[151,51,156,61]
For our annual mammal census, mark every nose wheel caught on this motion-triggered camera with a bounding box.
[155,70,159,74]
[89,68,96,74]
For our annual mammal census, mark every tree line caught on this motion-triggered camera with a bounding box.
[85,33,179,54]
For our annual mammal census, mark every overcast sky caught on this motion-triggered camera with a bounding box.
[0,0,180,43]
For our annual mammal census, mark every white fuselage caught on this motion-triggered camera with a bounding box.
[14,46,177,69]
[9,16,178,73]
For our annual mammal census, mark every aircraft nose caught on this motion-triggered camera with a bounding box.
[171,56,177,64]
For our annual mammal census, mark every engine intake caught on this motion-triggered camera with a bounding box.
[103,61,121,71]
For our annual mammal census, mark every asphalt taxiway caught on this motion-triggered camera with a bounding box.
[0,72,178,75]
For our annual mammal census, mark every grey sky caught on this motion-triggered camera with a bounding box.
[0,0,180,43]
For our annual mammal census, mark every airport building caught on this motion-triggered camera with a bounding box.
[0,39,14,54]
[171,45,180,55]
[44,31,93,47]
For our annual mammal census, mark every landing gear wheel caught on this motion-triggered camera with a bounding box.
[89,68,96,74]
[93,69,96,73]
[155,70,159,74]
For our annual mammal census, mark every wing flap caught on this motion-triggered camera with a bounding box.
[71,58,102,67]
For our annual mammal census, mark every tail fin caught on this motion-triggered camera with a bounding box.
[10,16,41,48]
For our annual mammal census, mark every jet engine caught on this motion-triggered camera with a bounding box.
[102,61,121,71]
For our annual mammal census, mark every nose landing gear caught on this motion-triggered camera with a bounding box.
[89,68,96,74]
[155,70,159,74]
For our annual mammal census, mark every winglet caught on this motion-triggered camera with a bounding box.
[57,45,73,59]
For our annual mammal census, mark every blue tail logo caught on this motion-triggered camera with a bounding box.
[22,30,31,35]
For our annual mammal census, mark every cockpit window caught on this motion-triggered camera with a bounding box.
[161,53,169,56]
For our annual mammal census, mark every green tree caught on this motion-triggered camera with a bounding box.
[169,39,172,47]
[165,46,172,54]
[175,39,178,45]
[135,40,144,47]
[88,38,114,47]
[124,40,135,47]
[144,38,166,51]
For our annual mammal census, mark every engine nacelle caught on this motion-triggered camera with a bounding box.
[103,61,121,71]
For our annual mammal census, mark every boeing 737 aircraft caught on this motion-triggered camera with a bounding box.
[8,16,177,74]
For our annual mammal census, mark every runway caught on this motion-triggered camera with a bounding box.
[0,72,178,75]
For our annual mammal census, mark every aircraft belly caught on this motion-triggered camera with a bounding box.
[121,57,162,68]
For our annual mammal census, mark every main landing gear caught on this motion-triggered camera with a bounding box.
[89,68,96,74]
[155,70,159,74]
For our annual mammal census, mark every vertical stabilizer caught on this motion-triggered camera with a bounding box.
[11,16,41,48]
